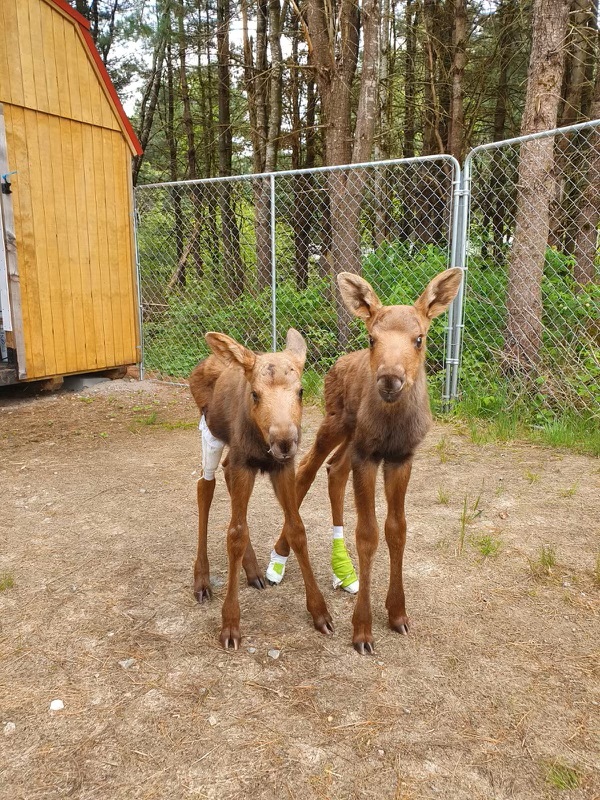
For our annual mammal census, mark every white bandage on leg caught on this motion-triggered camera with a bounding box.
[199,414,225,480]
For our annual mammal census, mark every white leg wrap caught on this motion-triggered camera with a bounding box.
[199,414,225,481]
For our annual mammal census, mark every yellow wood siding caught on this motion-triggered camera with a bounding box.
[0,0,139,379]
[1,0,122,133]
[3,104,139,378]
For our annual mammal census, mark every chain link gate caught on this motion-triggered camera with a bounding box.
[134,155,460,409]
[459,119,600,427]
[135,124,599,429]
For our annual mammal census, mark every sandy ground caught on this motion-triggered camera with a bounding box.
[0,378,599,800]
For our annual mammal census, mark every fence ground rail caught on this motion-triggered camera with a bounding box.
[134,156,459,407]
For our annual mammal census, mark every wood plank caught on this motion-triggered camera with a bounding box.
[92,126,117,366]
[81,123,107,367]
[111,135,138,364]
[0,105,29,378]
[102,130,127,365]
[15,0,36,109]
[47,113,76,373]
[0,2,16,105]
[69,119,98,369]
[3,105,45,376]
[72,26,95,124]
[64,24,84,123]
[27,0,49,113]
[42,2,62,116]
[125,154,141,361]
[25,109,61,376]
[59,117,87,372]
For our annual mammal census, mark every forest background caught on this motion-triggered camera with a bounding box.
[68,0,600,454]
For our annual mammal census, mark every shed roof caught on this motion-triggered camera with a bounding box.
[45,0,143,156]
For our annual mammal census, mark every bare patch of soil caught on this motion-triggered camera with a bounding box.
[1,380,598,799]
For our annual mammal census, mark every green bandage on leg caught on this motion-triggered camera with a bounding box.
[331,538,359,594]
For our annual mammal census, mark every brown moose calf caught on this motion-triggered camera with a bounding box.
[270,269,463,653]
[189,329,332,649]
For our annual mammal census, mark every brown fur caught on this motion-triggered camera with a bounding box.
[272,269,463,653]
[189,329,332,649]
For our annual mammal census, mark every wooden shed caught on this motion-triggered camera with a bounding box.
[0,0,143,385]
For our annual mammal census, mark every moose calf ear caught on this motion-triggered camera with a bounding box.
[205,332,256,372]
[337,272,383,322]
[414,268,463,320]
[285,328,307,367]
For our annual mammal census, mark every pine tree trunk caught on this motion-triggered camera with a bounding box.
[504,0,569,368]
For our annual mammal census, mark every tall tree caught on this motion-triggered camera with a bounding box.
[504,0,570,368]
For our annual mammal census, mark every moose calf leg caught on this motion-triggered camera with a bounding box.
[351,459,380,654]
[272,469,333,635]
[220,469,256,649]
[272,421,346,558]
[383,460,412,634]
[326,441,352,526]
[194,478,216,602]
[224,460,264,590]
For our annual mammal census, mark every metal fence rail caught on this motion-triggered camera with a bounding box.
[135,122,600,427]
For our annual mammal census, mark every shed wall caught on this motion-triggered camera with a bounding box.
[0,0,139,379]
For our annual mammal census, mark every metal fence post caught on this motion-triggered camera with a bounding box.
[449,158,471,403]
[443,164,463,410]
[270,173,277,352]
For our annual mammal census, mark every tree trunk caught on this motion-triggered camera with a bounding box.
[548,0,596,250]
[132,3,169,185]
[216,0,244,298]
[403,0,418,159]
[165,33,185,288]
[447,0,468,161]
[504,0,569,368]
[573,48,600,285]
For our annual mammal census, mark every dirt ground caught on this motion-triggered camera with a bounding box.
[0,378,598,800]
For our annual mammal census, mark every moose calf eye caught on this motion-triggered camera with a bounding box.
[415,336,423,349]
[298,388,304,400]
[251,391,259,403]
[368,336,375,348]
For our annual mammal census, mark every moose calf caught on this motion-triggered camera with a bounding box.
[189,329,333,649]
[270,269,463,653]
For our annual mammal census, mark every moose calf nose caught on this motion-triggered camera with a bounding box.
[377,371,405,402]
[269,426,299,462]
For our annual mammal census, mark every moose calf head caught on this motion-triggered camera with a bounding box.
[205,329,307,462]
[337,268,463,403]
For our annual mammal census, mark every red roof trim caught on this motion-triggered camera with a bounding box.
[45,0,143,156]
[45,0,90,30]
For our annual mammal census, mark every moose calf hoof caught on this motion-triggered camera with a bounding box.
[352,624,375,654]
[247,575,266,590]
[389,616,410,635]
[353,639,375,655]
[194,585,212,603]
[219,626,241,650]
[313,614,334,635]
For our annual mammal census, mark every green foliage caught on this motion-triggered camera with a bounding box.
[545,762,580,790]
[139,237,598,454]
[0,573,14,591]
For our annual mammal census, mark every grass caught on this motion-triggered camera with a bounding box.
[524,471,540,484]
[0,572,14,591]
[470,533,502,559]
[437,486,450,505]
[545,761,581,790]
[457,488,483,555]
[435,436,453,464]
[559,483,578,498]
[529,544,557,578]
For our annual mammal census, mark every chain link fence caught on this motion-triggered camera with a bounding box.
[462,120,600,428]
[135,125,599,430]
[135,156,459,406]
